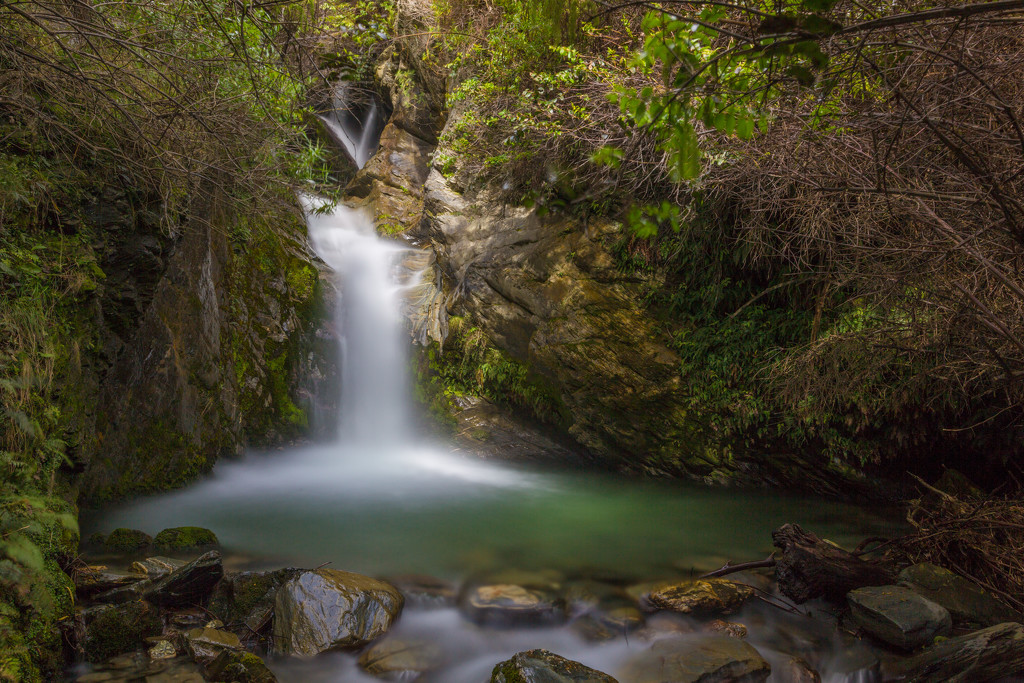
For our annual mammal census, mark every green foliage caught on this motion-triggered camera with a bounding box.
[0,495,78,681]
[415,317,567,427]
[608,3,841,180]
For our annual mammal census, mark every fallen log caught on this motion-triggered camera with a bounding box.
[773,523,896,603]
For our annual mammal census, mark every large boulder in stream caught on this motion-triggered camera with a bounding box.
[897,562,1020,627]
[272,568,404,656]
[618,635,771,682]
[847,585,951,650]
[491,649,619,683]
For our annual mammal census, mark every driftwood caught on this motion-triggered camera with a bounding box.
[772,523,896,603]
[890,622,1024,682]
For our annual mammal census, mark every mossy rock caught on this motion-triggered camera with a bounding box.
[208,650,277,682]
[82,600,163,662]
[153,526,219,551]
[491,649,618,682]
[103,528,152,552]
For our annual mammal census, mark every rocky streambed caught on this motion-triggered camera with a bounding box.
[68,525,1024,682]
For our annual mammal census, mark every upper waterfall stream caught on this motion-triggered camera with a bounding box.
[88,110,899,683]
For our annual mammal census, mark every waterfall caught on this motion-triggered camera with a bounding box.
[304,198,414,444]
[320,85,380,169]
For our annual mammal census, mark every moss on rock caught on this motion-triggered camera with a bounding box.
[103,528,153,552]
[82,600,163,663]
[153,526,219,552]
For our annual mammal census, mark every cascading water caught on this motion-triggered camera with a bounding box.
[304,199,412,443]
[319,84,381,169]
[90,100,897,683]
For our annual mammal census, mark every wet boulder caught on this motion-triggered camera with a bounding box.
[647,579,754,616]
[618,635,771,682]
[898,562,1020,627]
[183,626,242,664]
[153,526,219,552]
[491,649,619,683]
[209,568,300,635]
[272,568,404,656]
[887,622,1024,682]
[847,585,951,650]
[103,528,153,553]
[75,566,146,598]
[81,600,163,662]
[208,650,278,682]
[358,637,443,680]
[144,550,224,607]
[459,583,566,626]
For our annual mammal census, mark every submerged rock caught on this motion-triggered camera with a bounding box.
[103,528,153,553]
[772,655,821,683]
[847,585,951,650]
[705,619,748,639]
[82,600,163,663]
[887,621,1024,682]
[491,649,618,683]
[897,562,1020,627]
[647,579,755,616]
[618,635,771,683]
[384,573,457,607]
[358,637,443,680]
[272,568,404,656]
[153,527,219,552]
[459,583,566,626]
[147,639,177,660]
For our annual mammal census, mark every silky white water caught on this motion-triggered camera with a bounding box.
[89,112,897,683]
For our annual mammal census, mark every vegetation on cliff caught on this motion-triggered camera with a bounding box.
[426,0,1024,481]
[0,0,362,677]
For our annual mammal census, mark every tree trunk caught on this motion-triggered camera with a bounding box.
[772,523,896,603]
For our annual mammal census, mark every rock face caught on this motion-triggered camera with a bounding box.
[889,622,1024,682]
[648,579,755,616]
[74,193,333,503]
[898,562,1020,627]
[847,585,951,650]
[618,635,771,683]
[272,568,404,656]
[491,649,619,683]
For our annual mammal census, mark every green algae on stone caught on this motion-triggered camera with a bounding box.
[103,528,153,552]
[208,650,278,683]
[153,526,219,552]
